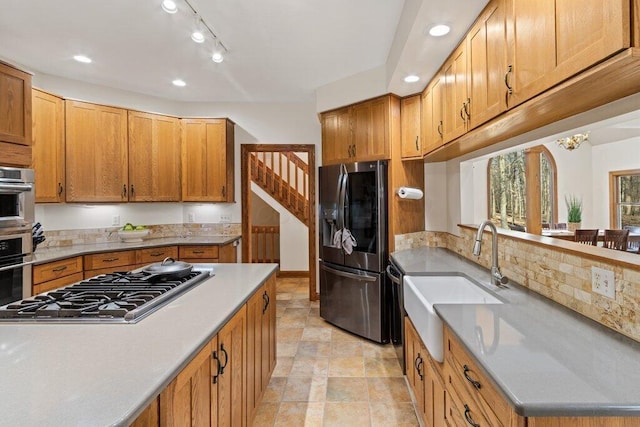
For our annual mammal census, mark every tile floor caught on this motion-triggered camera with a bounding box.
[253,277,419,427]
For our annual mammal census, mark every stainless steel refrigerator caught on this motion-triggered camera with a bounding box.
[319,160,388,343]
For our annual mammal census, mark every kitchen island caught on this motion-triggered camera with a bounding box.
[392,247,640,423]
[0,263,277,426]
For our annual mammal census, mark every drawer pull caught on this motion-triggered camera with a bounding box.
[52,266,68,273]
[212,351,221,384]
[102,258,119,263]
[463,365,482,389]
[150,252,164,257]
[192,250,205,254]
[414,354,424,381]
[463,404,480,427]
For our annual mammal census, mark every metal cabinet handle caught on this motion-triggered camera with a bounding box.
[504,65,513,94]
[437,121,443,138]
[460,103,467,123]
[464,98,471,119]
[150,252,164,257]
[102,257,119,263]
[122,184,127,198]
[57,183,63,196]
[52,266,68,272]
[130,184,135,196]
[415,136,419,151]
[192,250,205,254]
[262,291,269,314]
[219,344,229,374]
[463,365,482,389]
[464,404,480,427]
[222,185,226,198]
[212,350,221,384]
[414,354,424,381]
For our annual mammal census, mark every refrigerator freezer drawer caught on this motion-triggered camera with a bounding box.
[319,261,388,344]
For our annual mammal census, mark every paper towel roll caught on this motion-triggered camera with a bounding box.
[397,187,424,200]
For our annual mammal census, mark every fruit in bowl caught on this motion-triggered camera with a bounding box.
[118,223,150,242]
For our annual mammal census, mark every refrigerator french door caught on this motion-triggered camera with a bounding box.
[319,160,388,343]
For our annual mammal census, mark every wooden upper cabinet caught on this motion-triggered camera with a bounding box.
[400,95,422,159]
[321,107,351,165]
[352,96,390,161]
[181,118,234,202]
[442,43,469,143]
[467,0,508,130]
[421,76,444,156]
[32,89,65,203]
[65,100,128,202]
[0,61,32,146]
[506,0,629,107]
[128,111,181,202]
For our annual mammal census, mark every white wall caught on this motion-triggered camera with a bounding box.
[251,183,309,271]
[424,162,448,231]
[31,72,321,271]
[315,66,388,113]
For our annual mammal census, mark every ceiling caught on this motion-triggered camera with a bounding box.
[0,0,488,103]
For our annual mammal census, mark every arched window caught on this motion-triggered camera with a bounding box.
[487,146,557,231]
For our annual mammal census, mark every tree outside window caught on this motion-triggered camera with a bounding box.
[488,146,556,231]
[610,170,640,228]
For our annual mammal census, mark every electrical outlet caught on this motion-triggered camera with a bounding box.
[220,214,232,223]
[187,213,195,223]
[592,266,615,299]
[112,215,120,226]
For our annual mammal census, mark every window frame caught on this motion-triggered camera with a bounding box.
[609,168,640,228]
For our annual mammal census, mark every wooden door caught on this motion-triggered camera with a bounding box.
[128,111,181,202]
[400,95,422,159]
[65,101,128,202]
[0,62,31,146]
[160,343,212,426]
[506,0,556,107]
[32,89,65,202]
[443,43,468,143]
[467,0,508,130]
[216,307,246,427]
[321,107,351,165]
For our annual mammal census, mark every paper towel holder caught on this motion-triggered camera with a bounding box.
[396,187,424,200]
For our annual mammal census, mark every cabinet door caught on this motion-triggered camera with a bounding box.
[443,44,469,143]
[467,0,508,130]
[321,107,351,165]
[246,284,266,424]
[65,101,128,202]
[421,77,444,156]
[404,318,426,416]
[216,307,246,427]
[32,89,65,203]
[352,97,390,161]
[0,62,31,146]
[128,111,181,202]
[263,274,277,387]
[160,343,212,427]
[400,95,422,159]
[206,120,231,202]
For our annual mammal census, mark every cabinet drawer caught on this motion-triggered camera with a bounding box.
[179,245,218,259]
[137,246,178,264]
[445,381,492,427]
[33,272,83,295]
[33,257,83,284]
[83,250,136,270]
[444,328,512,426]
[84,265,137,279]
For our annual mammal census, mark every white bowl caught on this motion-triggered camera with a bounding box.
[117,229,150,242]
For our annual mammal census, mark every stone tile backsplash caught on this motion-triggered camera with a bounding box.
[37,223,242,249]
[400,229,640,343]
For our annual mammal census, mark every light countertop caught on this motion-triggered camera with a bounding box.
[390,247,640,417]
[0,263,277,426]
[32,235,241,264]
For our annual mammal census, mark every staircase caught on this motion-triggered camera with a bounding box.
[249,151,309,226]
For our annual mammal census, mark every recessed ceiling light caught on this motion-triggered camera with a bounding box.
[428,24,451,37]
[191,31,205,43]
[73,55,92,64]
[172,79,186,87]
[212,52,224,63]
[404,75,420,83]
[161,0,177,14]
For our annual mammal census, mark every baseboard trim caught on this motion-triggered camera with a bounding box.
[277,270,310,278]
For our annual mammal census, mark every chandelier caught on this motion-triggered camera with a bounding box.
[556,132,590,151]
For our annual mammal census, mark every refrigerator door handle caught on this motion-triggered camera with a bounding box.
[337,164,348,230]
[321,263,378,282]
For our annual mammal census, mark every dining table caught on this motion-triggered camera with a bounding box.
[541,229,640,243]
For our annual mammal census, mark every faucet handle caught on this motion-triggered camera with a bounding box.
[491,267,509,287]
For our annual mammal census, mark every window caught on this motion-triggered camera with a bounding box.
[610,169,640,228]
[487,146,556,230]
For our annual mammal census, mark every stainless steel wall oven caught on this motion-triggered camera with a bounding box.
[0,167,35,229]
[0,231,32,304]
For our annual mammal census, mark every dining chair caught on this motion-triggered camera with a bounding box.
[623,226,640,253]
[574,229,599,246]
[542,223,550,230]
[603,229,629,251]
[554,223,567,230]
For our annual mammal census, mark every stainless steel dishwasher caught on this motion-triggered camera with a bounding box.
[386,260,405,373]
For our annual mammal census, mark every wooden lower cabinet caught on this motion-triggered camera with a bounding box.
[32,256,83,295]
[246,275,277,425]
[83,250,137,278]
[179,243,238,264]
[216,306,246,427]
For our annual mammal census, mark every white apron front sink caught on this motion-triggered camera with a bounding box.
[403,275,503,363]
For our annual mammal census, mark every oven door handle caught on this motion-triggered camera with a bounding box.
[386,265,402,285]
[0,183,33,192]
[321,263,378,282]
[0,260,33,273]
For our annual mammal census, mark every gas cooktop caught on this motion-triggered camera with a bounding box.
[0,269,212,323]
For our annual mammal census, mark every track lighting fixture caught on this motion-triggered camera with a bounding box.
[212,40,224,63]
[161,0,178,14]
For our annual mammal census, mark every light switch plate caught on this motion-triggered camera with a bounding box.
[112,215,120,226]
[220,214,232,223]
[187,213,195,223]
[591,266,615,299]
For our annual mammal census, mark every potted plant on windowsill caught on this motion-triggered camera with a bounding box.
[566,195,583,232]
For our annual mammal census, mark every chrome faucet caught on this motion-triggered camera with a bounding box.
[473,220,509,287]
